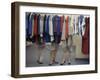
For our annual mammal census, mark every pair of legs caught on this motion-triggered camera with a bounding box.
[49,43,58,65]
[60,36,73,65]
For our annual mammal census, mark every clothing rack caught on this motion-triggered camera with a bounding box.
[26,12,90,17]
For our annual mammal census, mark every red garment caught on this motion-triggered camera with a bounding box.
[34,15,38,35]
[65,16,69,39]
[82,17,90,54]
[60,16,64,32]
[33,15,38,44]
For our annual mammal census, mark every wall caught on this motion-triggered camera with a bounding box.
[0,0,100,80]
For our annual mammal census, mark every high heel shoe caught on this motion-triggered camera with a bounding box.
[37,60,43,64]
[68,62,71,65]
[49,61,58,65]
[60,61,66,65]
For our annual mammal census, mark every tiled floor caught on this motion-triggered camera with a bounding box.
[26,44,89,67]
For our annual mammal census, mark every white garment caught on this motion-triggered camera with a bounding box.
[74,15,79,34]
[61,16,66,40]
[49,15,54,42]
[40,14,44,37]
[68,15,74,35]
[81,17,86,36]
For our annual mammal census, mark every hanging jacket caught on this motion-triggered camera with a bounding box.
[82,17,90,54]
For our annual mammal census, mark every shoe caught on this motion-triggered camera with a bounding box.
[49,63,53,66]
[68,62,71,65]
[60,61,66,65]
[49,61,58,66]
[54,61,58,64]
[37,60,43,64]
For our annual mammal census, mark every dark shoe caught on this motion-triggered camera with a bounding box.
[68,62,71,65]
[49,63,53,66]
[37,60,43,64]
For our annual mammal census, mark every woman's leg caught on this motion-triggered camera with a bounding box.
[49,43,58,65]
[37,47,44,64]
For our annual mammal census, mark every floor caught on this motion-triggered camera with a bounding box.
[26,44,89,67]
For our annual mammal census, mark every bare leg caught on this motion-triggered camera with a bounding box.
[49,49,58,65]
[37,47,43,64]
[60,39,69,65]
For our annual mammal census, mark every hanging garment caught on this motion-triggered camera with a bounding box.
[32,13,34,37]
[33,14,38,43]
[81,17,86,36]
[37,14,41,44]
[44,15,51,42]
[40,14,44,37]
[61,16,66,40]
[60,16,66,47]
[60,16,64,32]
[43,15,46,42]
[26,12,30,40]
[49,15,54,42]
[73,34,82,58]
[73,15,79,34]
[26,12,34,41]
[65,16,69,39]
[68,15,74,35]
[29,13,34,38]
[82,17,90,54]
[78,15,84,36]
[39,14,45,45]
[53,15,62,44]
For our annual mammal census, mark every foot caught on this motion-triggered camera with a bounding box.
[53,61,58,64]
[37,60,43,64]
[60,61,66,65]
